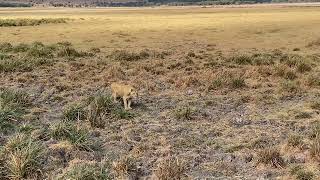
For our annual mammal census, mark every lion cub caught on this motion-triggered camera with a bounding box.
[111,82,138,110]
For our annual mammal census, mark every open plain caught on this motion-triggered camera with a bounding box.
[1,5,320,179]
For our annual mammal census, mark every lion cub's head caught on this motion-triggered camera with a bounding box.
[129,88,138,99]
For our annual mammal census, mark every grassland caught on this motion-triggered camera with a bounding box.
[1,5,320,179]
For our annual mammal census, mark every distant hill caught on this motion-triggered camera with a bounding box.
[0,0,320,7]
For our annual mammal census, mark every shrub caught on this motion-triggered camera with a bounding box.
[59,161,111,180]
[153,156,185,180]
[257,147,284,168]
[0,133,46,179]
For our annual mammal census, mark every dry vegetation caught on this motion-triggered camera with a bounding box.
[1,5,320,179]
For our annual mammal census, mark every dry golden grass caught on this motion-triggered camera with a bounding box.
[1,6,320,53]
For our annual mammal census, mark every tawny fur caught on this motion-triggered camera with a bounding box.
[111,82,138,110]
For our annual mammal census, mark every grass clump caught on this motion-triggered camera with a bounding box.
[57,46,90,58]
[229,76,246,89]
[0,133,46,179]
[290,166,314,180]
[0,88,30,133]
[297,62,312,73]
[311,101,320,111]
[257,147,284,168]
[307,74,320,87]
[86,94,114,128]
[252,53,275,65]
[63,103,87,122]
[229,54,252,65]
[310,137,320,161]
[287,134,303,147]
[153,156,185,180]
[0,53,11,60]
[13,43,30,53]
[306,38,320,48]
[59,161,111,180]
[280,80,301,94]
[50,120,98,151]
[0,57,53,72]
[110,49,149,61]
[174,106,194,120]
[208,79,223,90]
[310,122,320,139]
[0,18,68,27]
[27,42,54,58]
[112,156,137,179]
[0,42,13,52]
[113,108,135,120]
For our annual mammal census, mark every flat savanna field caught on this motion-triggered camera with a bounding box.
[1,5,320,179]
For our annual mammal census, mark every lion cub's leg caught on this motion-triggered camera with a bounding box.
[112,92,117,103]
[128,99,132,109]
[123,96,128,110]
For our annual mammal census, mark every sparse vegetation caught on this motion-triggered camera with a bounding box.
[112,156,137,179]
[257,147,284,168]
[291,165,314,180]
[1,6,320,179]
[59,160,111,180]
[153,157,185,180]
[174,106,194,120]
[287,134,303,147]
[0,18,68,27]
